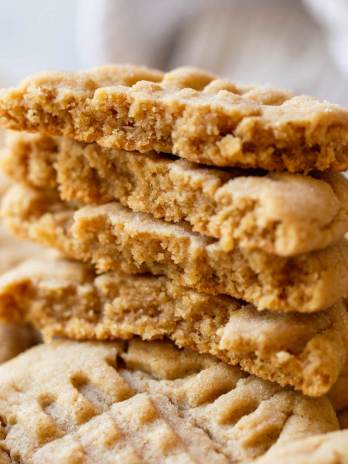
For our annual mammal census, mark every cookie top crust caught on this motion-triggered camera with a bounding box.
[255,430,348,464]
[0,339,338,463]
[1,65,348,171]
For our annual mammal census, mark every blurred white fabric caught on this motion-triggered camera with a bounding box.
[304,0,348,77]
[0,0,79,85]
[76,0,348,105]
[76,0,225,70]
[0,0,347,106]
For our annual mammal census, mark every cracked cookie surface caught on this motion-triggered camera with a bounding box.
[0,256,347,396]
[3,132,348,256]
[1,65,348,172]
[3,183,348,313]
[0,339,339,463]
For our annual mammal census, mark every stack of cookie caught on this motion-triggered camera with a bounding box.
[0,213,40,363]
[0,65,347,462]
[0,172,44,364]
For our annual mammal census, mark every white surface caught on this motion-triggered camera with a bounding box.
[304,0,348,77]
[0,0,80,85]
[75,0,348,105]
[0,0,347,106]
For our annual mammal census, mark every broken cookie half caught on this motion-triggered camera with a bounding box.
[0,255,346,397]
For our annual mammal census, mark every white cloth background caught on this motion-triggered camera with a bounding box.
[305,0,348,77]
[0,0,79,85]
[0,1,347,106]
[76,0,348,105]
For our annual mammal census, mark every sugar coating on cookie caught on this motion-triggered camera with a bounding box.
[255,430,348,464]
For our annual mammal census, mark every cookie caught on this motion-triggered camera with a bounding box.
[0,323,38,364]
[0,222,44,274]
[329,362,348,413]
[0,339,339,463]
[0,236,38,364]
[328,300,348,425]
[0,170,45,273]
[0,256,347,396]
[3,132,348,256]
[255,431,348,464]
[0,224,40,363]
[338,409,348,429]
[328,360,348,428]
[0,206,42,364]
[3,183,348,313]
[1,66,348,172]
